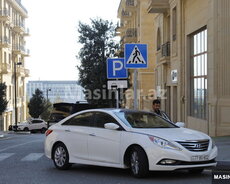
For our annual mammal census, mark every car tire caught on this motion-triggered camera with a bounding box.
[130,146,149,178]
[188,168,204,174]
[23,127,29,132]
[41,128,47,134]
[53,143,72,170]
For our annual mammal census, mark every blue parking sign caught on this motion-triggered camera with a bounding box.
[125,44,148,68]
[107,58,128,79]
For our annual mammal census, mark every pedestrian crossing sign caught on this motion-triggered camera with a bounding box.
[125,44,148,68]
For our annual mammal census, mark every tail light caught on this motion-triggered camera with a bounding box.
[45,129,53,136]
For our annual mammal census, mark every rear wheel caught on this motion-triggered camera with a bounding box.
[130,146,149,178]
[52,143,71,170]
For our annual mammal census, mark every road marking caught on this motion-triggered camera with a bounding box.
[0,140,41,153]
[0,153,15,161]
[21,153,44,161]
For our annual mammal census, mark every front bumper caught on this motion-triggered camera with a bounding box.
[11,125,25,131]
[146,146,218,171]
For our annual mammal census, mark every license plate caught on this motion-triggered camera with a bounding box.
[191,155,209,161]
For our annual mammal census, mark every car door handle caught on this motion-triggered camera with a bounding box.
[89,133,96,136]
[65,130,71,132]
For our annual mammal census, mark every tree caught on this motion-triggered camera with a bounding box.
[0,83,8,130]
[40,100,53,121]
[77,18,119,107]
[28,89,46,118]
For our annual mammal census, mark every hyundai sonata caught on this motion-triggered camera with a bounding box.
[44,109,217,177]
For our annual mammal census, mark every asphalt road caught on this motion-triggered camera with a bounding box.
[0,133,216,184]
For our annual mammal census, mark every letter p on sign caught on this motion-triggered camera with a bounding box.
[113,60,123,76]
[107,58,128,79]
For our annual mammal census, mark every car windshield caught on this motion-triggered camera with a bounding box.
[115,111,178,128]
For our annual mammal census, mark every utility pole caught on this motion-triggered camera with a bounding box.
[14,62,22,131]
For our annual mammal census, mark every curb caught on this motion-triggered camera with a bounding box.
[8,131,31,135]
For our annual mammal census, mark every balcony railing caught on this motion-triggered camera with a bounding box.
[24,28,30,36]
[124,28,138,43]
[14,20,25,28]
[161,41,170,57]
[0,8,10,16]
[125,0,137,11]
[22,48,30,56]
[13,20,25,33]
[24,68,30,77]
[122,10,131,17]
[126,28,137,38]
[0,36,11,46]
[0,63,11,74]
[126,0,136,7]
[147,0,169,13]
[12,44,21,52]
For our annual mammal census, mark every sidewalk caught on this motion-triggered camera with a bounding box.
[0,131,30,138]
[0,131,7,138]
[212,136,230,170]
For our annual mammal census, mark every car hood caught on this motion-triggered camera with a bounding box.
[130,127,210,141]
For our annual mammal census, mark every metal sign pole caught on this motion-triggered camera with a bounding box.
[116,79,119,109]
[116,89,119,108]
[133,69,138,110]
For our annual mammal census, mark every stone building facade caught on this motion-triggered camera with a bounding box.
[118,0,230,136]
[0,0,29,130]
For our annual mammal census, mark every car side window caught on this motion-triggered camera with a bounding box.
[62,112,93,127]
[93,112,119,128]
[32,120,43,124]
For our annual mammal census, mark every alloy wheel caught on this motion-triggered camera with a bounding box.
[130,151,139,175]
[54,146,67,167]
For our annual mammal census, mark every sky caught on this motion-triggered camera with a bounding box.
[22,0,120,81]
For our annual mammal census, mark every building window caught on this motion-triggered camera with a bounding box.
[4,52,6,63]
[172,7,177,41]
[190,28,207,119]
[157,28,161,51]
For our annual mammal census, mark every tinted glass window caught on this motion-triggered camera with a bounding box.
[115,111,178,128]
[32,120,43,124]
[62,112,93,126]
[93,112,118,128]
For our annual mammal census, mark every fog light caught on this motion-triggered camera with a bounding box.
[160,159,177,165]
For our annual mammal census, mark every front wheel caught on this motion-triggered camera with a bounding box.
[23,127,29,132]
[52,143,71,170]
[41,128,47,133]
[130,146,149,178]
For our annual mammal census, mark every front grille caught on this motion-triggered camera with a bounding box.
[177,140,209,152]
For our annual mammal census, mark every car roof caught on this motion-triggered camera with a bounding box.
[78,108,152,114]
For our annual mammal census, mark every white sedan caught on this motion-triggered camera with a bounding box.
[44,109,217,177]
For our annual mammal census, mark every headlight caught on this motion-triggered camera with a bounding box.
[148,136,182,151]
[211,139,216,149]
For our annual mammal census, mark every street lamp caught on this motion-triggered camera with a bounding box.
[46,88,51,101]
[14,61,22,131]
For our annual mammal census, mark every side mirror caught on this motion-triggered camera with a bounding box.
[176,122,185,128]
[104,123,120,130]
